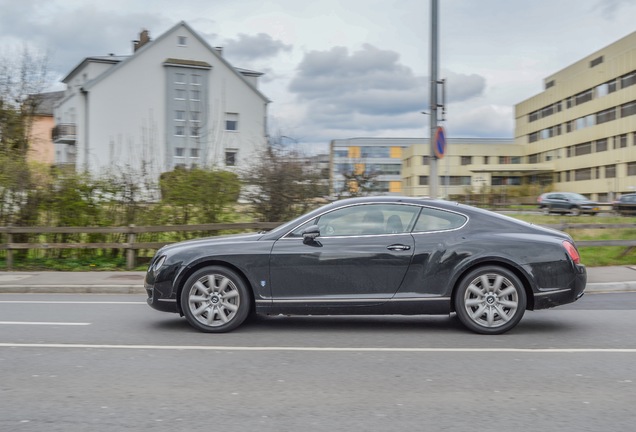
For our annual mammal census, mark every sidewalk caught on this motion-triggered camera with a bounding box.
[0,266,635,294]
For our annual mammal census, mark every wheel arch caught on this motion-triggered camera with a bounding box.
[174,260,256,316]
[449,260,535,313]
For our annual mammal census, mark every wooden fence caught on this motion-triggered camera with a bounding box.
[0,221,634,270]
[0,222,280,270]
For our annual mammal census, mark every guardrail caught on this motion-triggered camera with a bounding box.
[0,222,280,270]
[0,221,633,270]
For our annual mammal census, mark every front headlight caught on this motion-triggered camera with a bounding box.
[152,255,167,272]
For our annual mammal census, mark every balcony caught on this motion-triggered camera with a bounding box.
[52,123,77,144]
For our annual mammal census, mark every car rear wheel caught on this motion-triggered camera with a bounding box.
[541,206,550,215]
[570,207,581,216]
[454,266,527,335]
[180,266,250,333]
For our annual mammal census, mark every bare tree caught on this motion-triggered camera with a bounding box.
[0,46,51,156]
[242,137,326,222]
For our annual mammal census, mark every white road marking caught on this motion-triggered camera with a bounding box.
[0,301,144,305]
[0,322,91,326]
[0,343,635,353]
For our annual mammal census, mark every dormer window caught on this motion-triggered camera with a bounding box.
[178,36,187,46]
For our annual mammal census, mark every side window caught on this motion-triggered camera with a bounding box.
[286,204,420,238]
[413,207,467,232]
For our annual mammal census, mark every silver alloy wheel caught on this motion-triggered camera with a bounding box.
[186,273,241,327]
[462,273,519,329]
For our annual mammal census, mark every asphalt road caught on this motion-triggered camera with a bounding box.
[1,292,635,432]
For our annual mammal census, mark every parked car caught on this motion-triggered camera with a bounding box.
[537,192,599,215]
[145,196,586,335]
[613,193,636,216]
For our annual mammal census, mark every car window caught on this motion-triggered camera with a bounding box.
[286,204,420,237]
[413,207,467,232]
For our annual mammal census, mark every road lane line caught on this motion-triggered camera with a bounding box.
[0,343,635,352]
[0,301,144,304]
[0,322,91,326]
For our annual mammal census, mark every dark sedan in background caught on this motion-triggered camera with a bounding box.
[145,197,586,335]
[537,192,600,215]
[613,193,636,216]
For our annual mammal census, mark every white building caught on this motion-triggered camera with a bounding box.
[54,21,270,177]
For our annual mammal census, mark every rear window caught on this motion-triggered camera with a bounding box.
[413,207,467,232]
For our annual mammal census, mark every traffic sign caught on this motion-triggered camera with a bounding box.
[434,126,446,159]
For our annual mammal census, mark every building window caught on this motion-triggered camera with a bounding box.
[190,148,199,157]
[175,147,185,157]
[620,101,636,118]
[175,110,185,121]
[575,89,593,105]
[175,73,186,84]
[441,176,471,186]
[191,74,201,85]
[529,131,539,143]
[590,56,603,68]
[545,80,555,89]
[225,150,237,166]
[225,113,238,131]
[628,162,636,176]
[461,156,472,165]
[575,168,592,181]
[175,125,185,136]
[422,156,430,165]
[606,164,616,178]
[621,71,636,89]
[191,111,201,122]
[484,156,489,164]
[574,142,592,156]
[418,176,429,186]
[190,126,200,137]
[190,90,200,101]
[178,36,187,46]
[528,153,539,164]
[175,89,186,100]
[597,107,616,124]
[596,139,607,152]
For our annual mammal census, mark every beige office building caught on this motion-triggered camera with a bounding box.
[402,30,636,201]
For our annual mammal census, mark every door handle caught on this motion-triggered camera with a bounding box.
[387,244,411,251]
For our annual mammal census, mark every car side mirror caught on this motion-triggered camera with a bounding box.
[302,225,321,244]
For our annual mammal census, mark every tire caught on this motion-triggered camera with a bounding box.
[454,266,527,335]
[180,266,251,333]
[570,207,581,216]
[541,206,550,215]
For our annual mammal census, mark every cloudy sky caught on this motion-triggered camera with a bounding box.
[1,0,635,151]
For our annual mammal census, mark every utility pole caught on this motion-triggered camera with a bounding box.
[429,0,439,198]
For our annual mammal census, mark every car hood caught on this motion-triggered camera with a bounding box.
[157,232,265,255]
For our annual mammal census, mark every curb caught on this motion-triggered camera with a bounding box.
[0,285,145,294]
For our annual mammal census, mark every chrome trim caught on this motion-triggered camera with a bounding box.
[270,297,449,304]
[534,288,571,297]
[157,298,177,303]
[280,201,469,239]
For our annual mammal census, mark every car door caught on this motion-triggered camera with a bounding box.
[268,203,420,307]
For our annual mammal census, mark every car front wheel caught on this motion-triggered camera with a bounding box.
[454,266,527,335]
[180,266,250,333]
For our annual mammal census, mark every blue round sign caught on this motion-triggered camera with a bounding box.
[434,126,446,159]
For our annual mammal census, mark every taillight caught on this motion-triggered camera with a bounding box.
[563,241,581,264]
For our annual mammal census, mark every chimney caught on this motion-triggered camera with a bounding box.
[215,46,223,57]
[133,29,151,52]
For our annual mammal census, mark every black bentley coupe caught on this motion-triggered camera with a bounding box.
[145,196,586,335]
